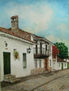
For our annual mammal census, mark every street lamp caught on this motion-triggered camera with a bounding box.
[27,47,31,53]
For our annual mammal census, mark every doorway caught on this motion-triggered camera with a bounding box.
[61,63,63,70]
[44,58,48,71]
[3,52,11,75]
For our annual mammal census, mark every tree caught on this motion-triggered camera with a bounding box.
[54,42,68,59]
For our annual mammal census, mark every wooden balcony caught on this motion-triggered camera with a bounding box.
[34,48,50,58]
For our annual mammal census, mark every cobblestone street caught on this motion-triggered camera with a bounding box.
[2,69,69,91]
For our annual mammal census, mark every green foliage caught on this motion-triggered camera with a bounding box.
[54,42,68,59]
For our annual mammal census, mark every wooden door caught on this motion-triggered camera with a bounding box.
[3,52,11,75]
[61,63,63,70]
[44,58,48,71]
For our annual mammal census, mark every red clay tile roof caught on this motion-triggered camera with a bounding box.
[33,35,50,44]
[0,27,34,43]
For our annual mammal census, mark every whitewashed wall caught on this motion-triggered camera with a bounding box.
[41,59,45,68]
[57,62,62,70]
[57,62,67,70]
[52,61,58,70]
[52,59,67,71]
[67,59,69,62]
[0,32,35,81]
[48,44,53,71]
[34,59,44,69]
[52,60,67,71]
[63,62,67,69]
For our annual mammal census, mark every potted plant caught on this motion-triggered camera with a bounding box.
[13,50,19,59]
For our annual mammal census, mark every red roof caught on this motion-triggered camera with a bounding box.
[34,35,49,44]
[0,27,34,43]
[52,45,59,58]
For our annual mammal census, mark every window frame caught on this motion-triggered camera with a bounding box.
[35,59,37,68]
[39,59,41,68]
[23,53,27,69]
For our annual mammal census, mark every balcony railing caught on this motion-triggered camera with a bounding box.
[34,48,50,56]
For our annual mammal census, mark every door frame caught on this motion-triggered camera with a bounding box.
[3,52,11,75]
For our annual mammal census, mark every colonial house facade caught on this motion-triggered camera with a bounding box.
[31,35,53,74]
[0,16,54,82]
[0,16,35,82]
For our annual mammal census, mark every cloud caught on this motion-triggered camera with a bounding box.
[57,23,68,32]
[46,34,69,49]
[46,35,61,42]
[0,1,68,49]
[4,2,53,33]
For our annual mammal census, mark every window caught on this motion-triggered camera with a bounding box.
[39,59,41,68]
[46,45,47,51]
[35,59,37,68]
[23,53,27,68]
[65,63,66,67]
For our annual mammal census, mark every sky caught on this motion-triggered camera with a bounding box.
[0,0,69,49]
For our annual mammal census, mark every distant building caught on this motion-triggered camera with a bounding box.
[52,45,67,71]
[57,57,67,70]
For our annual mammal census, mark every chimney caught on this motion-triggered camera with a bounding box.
[11,16,19,31]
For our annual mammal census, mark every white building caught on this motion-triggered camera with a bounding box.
[31,35,53,74]
[0,16,35,82]
[52,57,67,71]
[57,58,67,70]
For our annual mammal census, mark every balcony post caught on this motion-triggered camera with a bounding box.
[40,42,42,54]
[36,41,38,54]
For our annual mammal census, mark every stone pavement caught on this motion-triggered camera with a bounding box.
[1,69,69,91]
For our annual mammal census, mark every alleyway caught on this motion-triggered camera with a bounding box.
[2,69,69,91]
